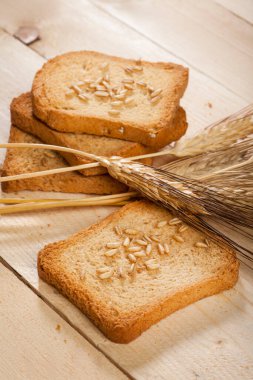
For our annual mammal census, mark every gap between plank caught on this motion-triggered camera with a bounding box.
[0,256,135,380]
[89,0,249,103]
[214,0,253,27]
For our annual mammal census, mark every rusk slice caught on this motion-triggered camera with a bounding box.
[11,93,155,176]
[38,200,239,343]
[32,51,188,148]
[1,127,127,195]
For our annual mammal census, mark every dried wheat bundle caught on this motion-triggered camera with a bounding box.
[99,138,252,259]
[0,105,252,261]
[167,103,253,157]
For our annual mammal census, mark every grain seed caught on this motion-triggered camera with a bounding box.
[134,250,146,257]
[128,263,135,273]
[125,228,138,235]
[164,243,170,254]
[124,83,134,90]
[103,73,110,82]
[133,65,143,71]
[102,81,110,90]
[117,266,125,278]
[144,234,152,242]
[44,151,55,158]
[84,79,93,84]
[179,225,189,233]
[173,235,184,243]
[151,88,162,98]
[125,97,135,105]
[78,94,89,101]
[96,76,103,84]
[205,239,210,247]
[111,101,123,107]
[157,220,167,228]
[108,109,120,116]
[145,259,160,270]
[149,133,156,139]
[99,270,113,279]
[96,85,106,91]
[123,237,130,247]
[136,81,147,87]
[122,78,134,84]
[125,66,133,73]
[71,85,82,94]
[114,225,122,236]
[136,239,148,246]
[128,253,137,263]
[128,246,142,252]
[118,127,125,134]
[95,91,109,97]
[146,244,152,256]
[169,218,182,226]
[150,235,160,242]
[65,89,75,97]
[147,263,160,270]
[104,249,118,257]
[195,242,208,248]
[97,266,111,274]
[114,93,126,100]
[106,242,121,248]
[147,85,154,93]
[158,244,165,255]
[150,95,162,104]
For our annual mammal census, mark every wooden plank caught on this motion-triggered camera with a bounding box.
[0,263,127,380]
[0,12,252,380]
[93,0,253,101]
[215,0,253,24]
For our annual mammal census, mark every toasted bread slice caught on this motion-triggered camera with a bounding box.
[38,200,239,343]
[11,93,155,176]
[32,51,188,148]
[1,126,127,195]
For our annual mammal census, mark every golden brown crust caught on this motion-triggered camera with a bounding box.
[37,200,239,343]
[32,51,188,148]
[11,93,154,176]
[1,126,127,195]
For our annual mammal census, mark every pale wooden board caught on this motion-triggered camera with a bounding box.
[0,0,247,142]
[215,0,253,24]
[0,263,127,380]
[0,4,253,379]
[93,0,253,102]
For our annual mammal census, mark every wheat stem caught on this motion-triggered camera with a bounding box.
[0,192,136,214]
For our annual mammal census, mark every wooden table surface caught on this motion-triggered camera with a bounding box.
[0,1,253,379]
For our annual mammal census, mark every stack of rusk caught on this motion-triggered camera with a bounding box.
[2,51,239,344]
[2,51,188,195]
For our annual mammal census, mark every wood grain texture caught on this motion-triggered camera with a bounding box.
[0,1,253,378]
[93,0,253,101]
[0,263,127,380]
[215,0,253,24]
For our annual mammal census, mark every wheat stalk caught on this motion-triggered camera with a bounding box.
[168,103,253,157]
[0,104,252,261]
[0,192,136,214]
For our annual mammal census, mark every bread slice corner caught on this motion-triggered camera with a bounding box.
[37,200,239,343]
[1,126,127,195]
